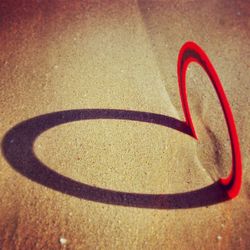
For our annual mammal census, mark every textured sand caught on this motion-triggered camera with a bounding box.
[0,0,250,249]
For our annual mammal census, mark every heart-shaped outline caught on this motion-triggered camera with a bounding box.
[178,41,242,198]
[1,41,242,207]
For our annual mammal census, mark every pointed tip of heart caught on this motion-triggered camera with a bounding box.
[219,177,242,199]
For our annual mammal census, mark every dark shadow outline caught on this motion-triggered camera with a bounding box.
[1,109,228,209]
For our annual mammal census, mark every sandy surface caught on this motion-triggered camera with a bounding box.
[0,0,250,249]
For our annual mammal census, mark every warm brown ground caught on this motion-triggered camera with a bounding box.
[0,0,250,249]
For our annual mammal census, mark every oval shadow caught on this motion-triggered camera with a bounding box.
[1,109,228,209]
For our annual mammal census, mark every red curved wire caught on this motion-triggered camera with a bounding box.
[177,41,242,199]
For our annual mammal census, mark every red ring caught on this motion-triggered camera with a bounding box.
[177,41,242,199]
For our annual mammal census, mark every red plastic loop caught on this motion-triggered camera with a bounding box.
[177,41,242,199]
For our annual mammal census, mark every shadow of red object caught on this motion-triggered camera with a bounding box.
[1,109,228,209]
[178,41,242,198]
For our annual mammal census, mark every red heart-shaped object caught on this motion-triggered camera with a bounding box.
[177,41,242,199]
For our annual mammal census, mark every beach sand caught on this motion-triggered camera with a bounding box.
[0,0,249,249]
